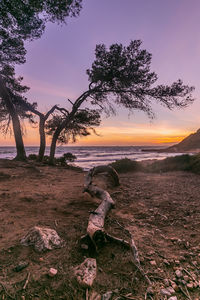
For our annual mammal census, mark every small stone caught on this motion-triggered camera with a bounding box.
[102,291,113,300]
[183,275,189,282]
[175,260,180,264]
[48,268,57,277]
[167,287,175,294]
[150,260,157,266]
[160,288,171,296]
[182,280,186,285]
[163,279,169,286]
[163,259,170,265]
[175,269,183,278]
[187,282,194,290]
[39,257,44,262]
[168,297,177,300]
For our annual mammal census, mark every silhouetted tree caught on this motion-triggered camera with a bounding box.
[0,66,36,143]
[48,40,194,163]
[47,109,101,163]
[0,0,82,160]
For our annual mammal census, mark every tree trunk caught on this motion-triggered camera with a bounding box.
[49,127,61,164]
[38,116,46,162]
[84,165,120,248]
[0,75,26,161]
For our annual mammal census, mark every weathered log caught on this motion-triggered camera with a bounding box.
[84,165,119,248]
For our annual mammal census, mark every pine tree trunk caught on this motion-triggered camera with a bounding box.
[49,128,61,164]
[38,116,46,162]
[0,75,26,161]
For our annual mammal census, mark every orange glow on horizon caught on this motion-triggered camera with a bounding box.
[0,123,193,147]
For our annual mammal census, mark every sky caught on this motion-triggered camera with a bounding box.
[2,0,200,146]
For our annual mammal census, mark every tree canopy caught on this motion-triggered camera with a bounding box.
[87,40,194,117]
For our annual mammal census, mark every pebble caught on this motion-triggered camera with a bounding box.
[160,287,175,296]
[102,291,113,300]
[186,282,194,290]
[183,275,189,282]
[163,279,169,286]
[168,297,177,300]
[48,268,58,277]
[175,269,183,278]
[163,259,170,265]
[150,260,157,266]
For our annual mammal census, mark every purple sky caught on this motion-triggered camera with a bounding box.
[4,0,200,146]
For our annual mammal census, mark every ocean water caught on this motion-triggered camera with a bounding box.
[0,146,185,170]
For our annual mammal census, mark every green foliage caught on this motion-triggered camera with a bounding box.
[46,109,101,144]
[110,158,140,173]
[145,154,200,174]
[87,40,194,116]
[28,154,38,160]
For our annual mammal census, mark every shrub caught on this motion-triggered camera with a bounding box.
[146,154,196,173]
[110,158,140,173]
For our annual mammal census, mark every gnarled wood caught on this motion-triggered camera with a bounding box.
[84,165,119,248]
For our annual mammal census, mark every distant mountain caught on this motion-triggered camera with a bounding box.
[164,129,200,152]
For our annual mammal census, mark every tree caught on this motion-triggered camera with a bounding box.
[46,108,101,163]
[48,40,194,163]
[0,0,82,160]
[0,66,36,154]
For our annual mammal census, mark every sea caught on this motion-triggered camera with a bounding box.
[0,146,185,170]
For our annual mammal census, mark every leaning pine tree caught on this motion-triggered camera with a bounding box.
[49,40,195,163]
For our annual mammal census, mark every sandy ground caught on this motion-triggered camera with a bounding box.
[0,159,200,299]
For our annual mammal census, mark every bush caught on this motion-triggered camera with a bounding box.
[146,154,200,173]
[110,158,140,173]
[28,154,38,160]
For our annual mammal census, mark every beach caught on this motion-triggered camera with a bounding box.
[0,159,200,299]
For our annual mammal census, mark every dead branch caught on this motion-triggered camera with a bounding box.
[84,165,119,248]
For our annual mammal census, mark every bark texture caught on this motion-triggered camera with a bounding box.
[84,165,119,248]
[0,75,26,161]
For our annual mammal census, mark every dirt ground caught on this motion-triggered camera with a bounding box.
[0,159,200,299]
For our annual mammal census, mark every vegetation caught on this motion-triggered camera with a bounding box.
[110,158,141,173]
[110,154,200,175]
[0,0,82,160]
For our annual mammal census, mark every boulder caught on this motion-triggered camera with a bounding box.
[21,226,63,252]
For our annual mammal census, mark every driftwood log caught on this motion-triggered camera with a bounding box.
[83,165,119,248]
[78,165,151,289]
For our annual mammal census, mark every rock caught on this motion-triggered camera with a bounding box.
[164,279,169,286]
[21,226,64,252]
[168,297,177,300]
[163,259,170,266]
[13,261,29,272]
[160,287,175,296]
[150,260,157,266]
[187,282,194,290]
[48,268,57,277]
[74,258,97,288]
[183,275,189,282]
[102,291,113,300]
[175,269,183,278]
